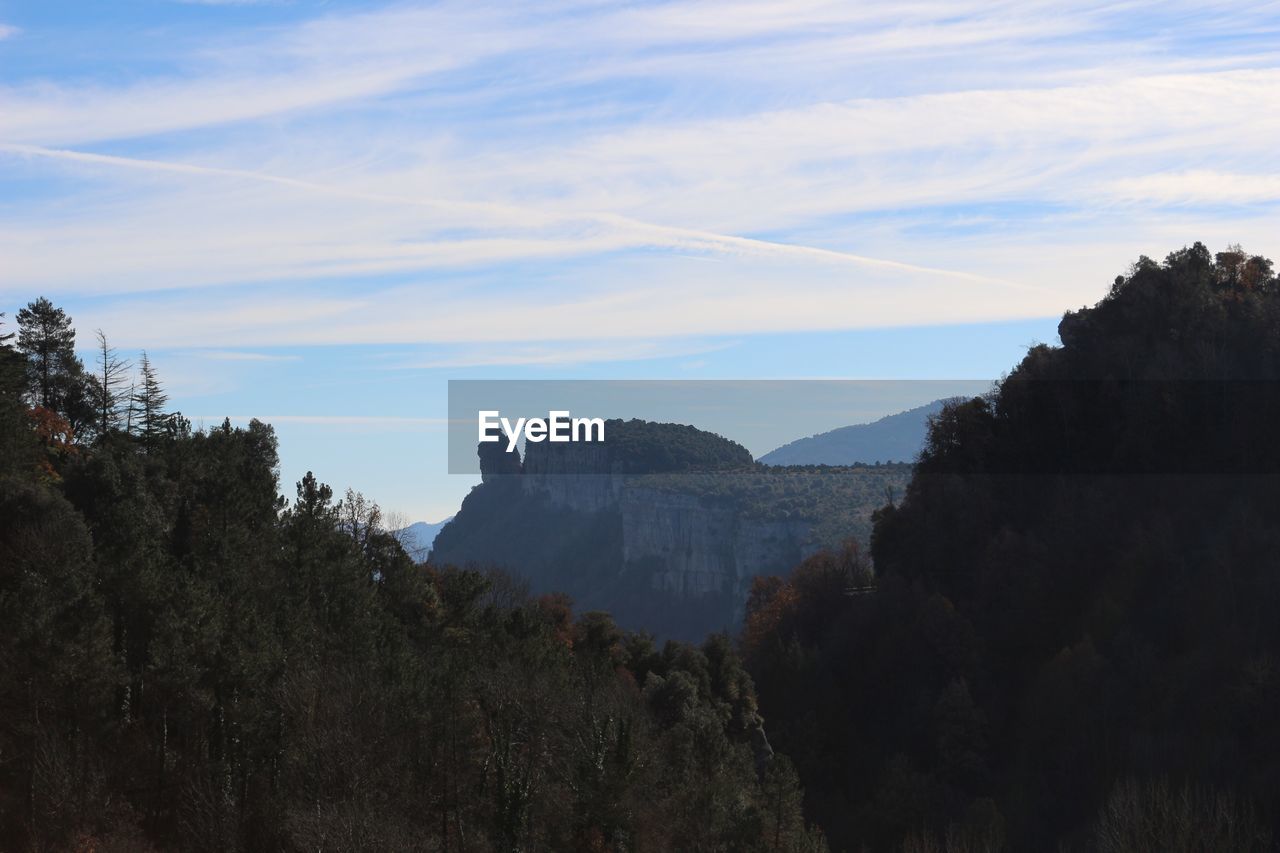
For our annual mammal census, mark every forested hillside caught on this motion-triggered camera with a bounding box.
[7,242,1279,852]
[743,244,1280,851]
[0,303,823,851]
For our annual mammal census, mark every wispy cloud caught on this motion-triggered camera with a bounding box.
[189,350,302,362]
[2,0,1278,350]
[0,141,1028,294]
[9,0,1270,520]
[1109,171,1280,205]
[386,339,735,369]
[199,415,448,425]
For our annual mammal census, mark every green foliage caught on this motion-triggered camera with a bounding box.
[0,310,822,851]
[130,351,169,447]
[0,313,35,479]
[593,417,755,473]
[745,244,1280,851]
[636,462,913,548]
[15,297,96,437]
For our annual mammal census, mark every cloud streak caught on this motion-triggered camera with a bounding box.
[8,0,1272,521]
[0,141,1030,293]
[2,0,1278,349]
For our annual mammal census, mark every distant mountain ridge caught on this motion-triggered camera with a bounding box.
[758,399,947,466]
[397,517,453,561]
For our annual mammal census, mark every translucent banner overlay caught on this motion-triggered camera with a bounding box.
[447,379,992,474]
[447,379,1280,476]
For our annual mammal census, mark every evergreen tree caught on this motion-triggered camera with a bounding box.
[130,352,168,446]
[0,312,16,377]
[16,297,75,410]
[14,298,94,436]
[0,313,23,409]
[746,244,1280,851]
[0,313,32,477]
[0,309,827,851]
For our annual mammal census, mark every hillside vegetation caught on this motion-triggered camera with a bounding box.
[634,462,912,549]
[743,244,1280,851]
[0,307,823,852]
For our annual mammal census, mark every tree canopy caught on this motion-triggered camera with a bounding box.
[0,301,823,852]
[743,244,1280,851]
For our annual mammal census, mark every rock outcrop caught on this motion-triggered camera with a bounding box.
[432,419,910,639]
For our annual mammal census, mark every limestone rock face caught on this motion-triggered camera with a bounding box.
[518,441,815,620]
[521,442,622,513]
[478,440,522,481]
[434,421,899,638]
[620,487,815,610]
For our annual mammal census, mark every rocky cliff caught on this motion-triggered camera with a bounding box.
[431,419,910,639]
[619,486,814,600]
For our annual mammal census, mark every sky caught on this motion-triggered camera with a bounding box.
[2,0,1278,521]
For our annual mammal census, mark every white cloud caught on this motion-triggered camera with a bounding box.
[386,339,735,369]
[0,141,1020,296]
[1108,171,1280,205]
[190,350,302,362]
[199,415,448,425]
[2,0,1278,347]
[56,251,1064,351]
[0,5,533,145]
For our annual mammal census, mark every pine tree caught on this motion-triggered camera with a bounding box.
[131,352,168,446]
[16,297,78,410]
[15,298,95,437]
[0,311,22,398]
[0,313,32,476]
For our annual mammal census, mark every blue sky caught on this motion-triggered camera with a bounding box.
[2,0,1278,521]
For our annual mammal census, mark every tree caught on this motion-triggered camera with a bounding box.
[0,481,117,848]
[0,313,32,477]
[15,298,95,437]
[130,352,168,446]
[339,487,383,554]
[93,330,130,438]
[745,244,1280,850]
[16,298,75,410]
[15,298,79,408]
[0,312,25,419]
[0,311,826,851]
[0,312,19,390]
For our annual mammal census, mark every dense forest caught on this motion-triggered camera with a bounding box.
[0,302,823,851]
[5,242,1280,851]
[743,244,1280,850]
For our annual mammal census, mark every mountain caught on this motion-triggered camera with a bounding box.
[396,517,452,561]
[758,399,946,466]
[431,418,910,640]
